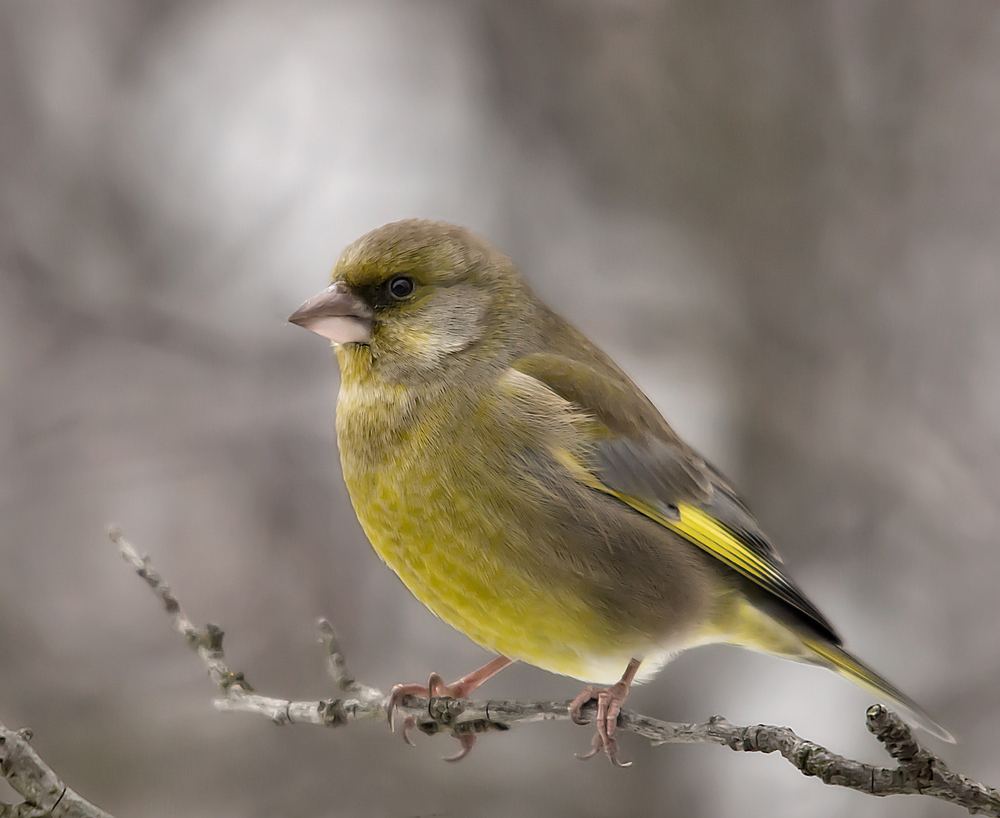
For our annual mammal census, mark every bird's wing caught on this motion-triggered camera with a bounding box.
[511,353,841,644]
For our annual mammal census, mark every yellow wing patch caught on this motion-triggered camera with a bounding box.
[664,504,790,590]
[589,482,833,629]
[591,485,787,590]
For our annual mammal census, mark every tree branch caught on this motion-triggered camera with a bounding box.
[0,723,115,818]
[108,526,1000,816]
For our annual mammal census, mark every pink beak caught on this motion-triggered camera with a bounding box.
[287,281,373,345]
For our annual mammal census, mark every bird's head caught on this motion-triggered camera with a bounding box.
[288,220,534,381]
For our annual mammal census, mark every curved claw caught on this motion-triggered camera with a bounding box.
[387,683,429,731]
[575,733,603,760]
[400,716,416,746]
[576,715,633,766]
[603,736,632,768]
[387,693,399,730]
[443,733,476,763]
[569,686,598,725]
[426,672,447,697]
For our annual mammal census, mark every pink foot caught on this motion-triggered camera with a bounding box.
[386,656,512,761]
[569,658,641,767]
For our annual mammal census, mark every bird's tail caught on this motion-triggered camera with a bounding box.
[797,634,955,743]
[714,594,954,743]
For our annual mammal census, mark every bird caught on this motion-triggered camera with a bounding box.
[287,219,952,764]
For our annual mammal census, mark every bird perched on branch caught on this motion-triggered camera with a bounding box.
[288,219,951,764]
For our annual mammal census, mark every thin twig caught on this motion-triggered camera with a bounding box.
[109,525,1000,816]
[317,618,381,703]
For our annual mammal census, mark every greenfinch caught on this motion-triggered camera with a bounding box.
[288,219,951,764]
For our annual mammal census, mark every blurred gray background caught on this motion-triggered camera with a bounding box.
[2,1,999,816]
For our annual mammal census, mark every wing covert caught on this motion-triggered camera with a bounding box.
[511,352,841,644]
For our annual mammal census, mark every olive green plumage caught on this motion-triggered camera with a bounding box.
[296,219,950,741]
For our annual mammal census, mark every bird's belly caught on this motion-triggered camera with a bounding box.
[342,455,661,683]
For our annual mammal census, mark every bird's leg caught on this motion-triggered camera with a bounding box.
[387,655,513,758]
[569,657,641,767]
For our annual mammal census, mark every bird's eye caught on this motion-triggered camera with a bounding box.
[388,275,415,300]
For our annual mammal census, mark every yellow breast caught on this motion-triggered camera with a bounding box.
[334,365,648,682]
